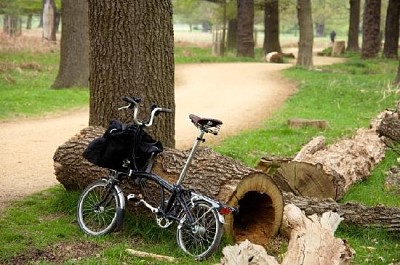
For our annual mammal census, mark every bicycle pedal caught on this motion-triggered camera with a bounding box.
[127,194,142,202]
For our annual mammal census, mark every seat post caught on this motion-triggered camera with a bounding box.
[176,129,205,186]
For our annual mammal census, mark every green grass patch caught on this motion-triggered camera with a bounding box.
[0,51,89,120]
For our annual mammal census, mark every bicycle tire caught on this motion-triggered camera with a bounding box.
[77,179,123,236]
[176,201,223,260]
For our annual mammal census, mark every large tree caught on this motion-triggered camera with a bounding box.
[237,0,254,57]
[361,0,381,59]
[383,0,400,59]
[87,1,175,148]
[347,0,361,52]
[263,0,281,54]
[296,0,313,68]
[52,0,89,89]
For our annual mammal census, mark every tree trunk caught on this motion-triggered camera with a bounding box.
[87,0,175,148]
[221,204,354,265]
[52,0,89,89]
[383,0,400,59]
[347,0,360,52]
[3,15,22,37]
[42,0,57,41]
[296,0,313,68]
[53,126,284,245]
[26,14,33,30]
[361,0,381,59]
[263,0,281,54]
[237,0,254,58]
[226,18,237,50]
[257,124,386,201]
[397,60,400,85]
[283,192,400,232]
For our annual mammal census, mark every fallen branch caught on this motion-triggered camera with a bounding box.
[125,249,176,262]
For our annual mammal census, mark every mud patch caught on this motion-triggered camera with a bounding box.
[8,241,103,265]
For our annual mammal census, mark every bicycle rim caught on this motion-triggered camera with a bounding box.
[77,180,122,236]
[176,201,223,260]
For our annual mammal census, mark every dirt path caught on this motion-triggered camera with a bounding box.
[0,57,344,210]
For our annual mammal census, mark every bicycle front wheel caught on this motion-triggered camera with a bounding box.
[176,201,223,260]
[77,179,123,236]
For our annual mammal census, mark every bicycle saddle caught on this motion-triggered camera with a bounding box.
[189,114,223,135]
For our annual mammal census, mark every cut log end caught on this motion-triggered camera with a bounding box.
[225,173,284,246]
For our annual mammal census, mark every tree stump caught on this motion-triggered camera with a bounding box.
[53,127,284,245]
[331,41,346,56]
[258,124,386,201]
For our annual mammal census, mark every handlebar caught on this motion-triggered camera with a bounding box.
[118,96,172,127]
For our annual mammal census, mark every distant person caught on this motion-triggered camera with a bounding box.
[330,30,336,45]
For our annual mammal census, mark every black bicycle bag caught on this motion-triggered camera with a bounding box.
[83,119,163,171]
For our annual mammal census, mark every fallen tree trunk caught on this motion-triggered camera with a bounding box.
[258,124,386,200]
[54,126,284,245]
[220,204,354,265]
[283,192,400,232]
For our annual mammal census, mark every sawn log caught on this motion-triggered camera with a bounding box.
[258,121,386,201]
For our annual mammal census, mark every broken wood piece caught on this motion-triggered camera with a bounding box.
[220,239,279,265]
[125,249,176,262]
[280,204,353,265]
[288,118,328,129]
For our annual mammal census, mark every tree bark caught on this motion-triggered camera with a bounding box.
[237,0,254,58]
[296,0,313,68]
[347,0,360,52]
[258,125,386,201]
[263,0,281,54]
[87,0,175,148]
[361,0,381,59]
[53,126,284,245]
[52,0,89,89]
[383,0,400,59]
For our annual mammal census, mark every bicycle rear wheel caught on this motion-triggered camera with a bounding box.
[77,179,123,236]
[176,201,223,260]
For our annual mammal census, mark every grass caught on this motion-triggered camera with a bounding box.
[0,50,89,120]
[1,36,400,264]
